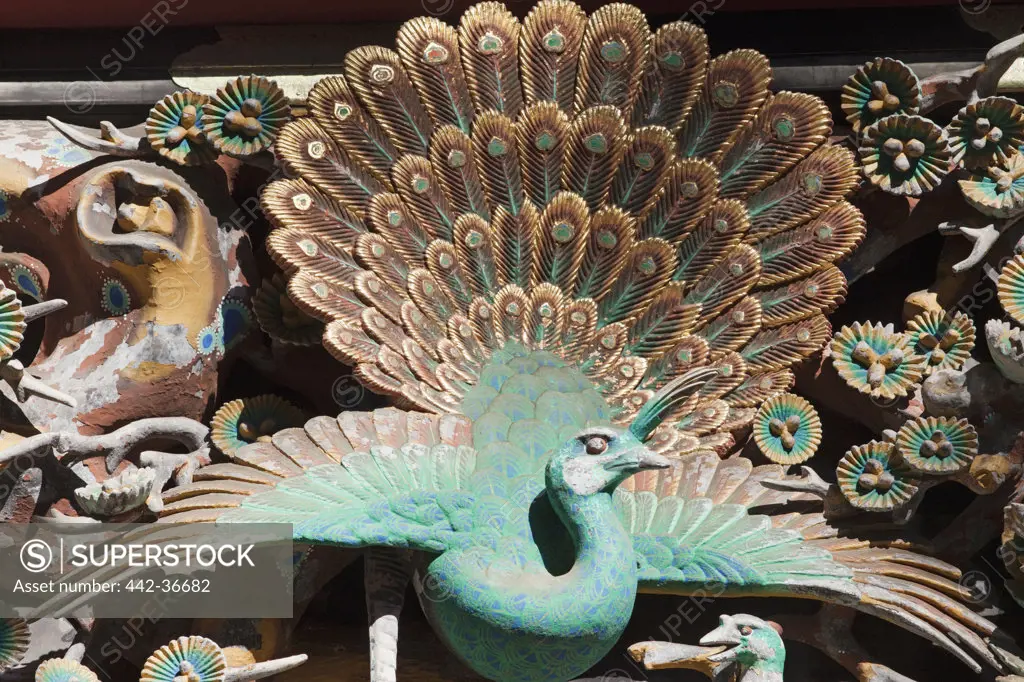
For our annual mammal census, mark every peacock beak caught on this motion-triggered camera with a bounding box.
[637,451,671,470]
[607,448,672,473]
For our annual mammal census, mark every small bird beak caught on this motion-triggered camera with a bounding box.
[699,618,742,663]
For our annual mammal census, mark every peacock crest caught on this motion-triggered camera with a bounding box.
[258,0,863,454]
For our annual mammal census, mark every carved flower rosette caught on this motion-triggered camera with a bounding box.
[146,90,216,166]
[894,416,977,476]
[837,441,920,512]
[959,150,1024,218]
[998,254,1024,325]
[0,618,29,673]
[210,394,307,456]
[752,393,822,465]
[947,96,1024,170]
[841,57,921,135]
[858,114,950,196]
[905,310,975,376]
[202,76,291,158]
[141,636,226,682]
[0,283,26,362]
[253,273,324,346]
[35,659,100,682]
[830,321,926,400]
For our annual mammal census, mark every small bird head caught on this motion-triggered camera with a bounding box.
[699,614,785,668]
[548,367,719,495]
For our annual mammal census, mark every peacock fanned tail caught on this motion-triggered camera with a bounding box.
[260,0,864,449]
[164,0,1005,674]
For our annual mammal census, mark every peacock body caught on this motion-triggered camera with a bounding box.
[158,2,1007,681]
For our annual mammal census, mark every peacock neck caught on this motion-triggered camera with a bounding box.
[545,478,636,581]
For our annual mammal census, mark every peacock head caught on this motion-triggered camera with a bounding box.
[549,425,670,495]
[700,614,785,669]
[547,367,719,495]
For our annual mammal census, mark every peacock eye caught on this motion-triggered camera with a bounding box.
[740,626,753,636]
[585,436,609,455]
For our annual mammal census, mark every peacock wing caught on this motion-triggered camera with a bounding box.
[161,407,548,564]
[620,451,1002,674]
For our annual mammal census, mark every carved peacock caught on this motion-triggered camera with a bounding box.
[157,2,1008,681]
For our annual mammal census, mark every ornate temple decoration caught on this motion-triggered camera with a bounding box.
[987,318,1024,384]
[35,658,100,682]
[752,393,822,464]
[999,254,1024,325]
[946,96,1024,170]
[202,76,290,158]
[141,637,226,682]
[73,467,156,518]
[210,395,307,456]
[894,416,978,475]
[253,273,325,346]
[837,441,920,512]
[0,3,1020,682]
[959,151,1024,218]
[830,321,926,400]
[0,283,25,361]
[905,310,976,375]
[841,57,921,134]
[0,619,29,673]
[146,91,216,166]
[858,114,951,196]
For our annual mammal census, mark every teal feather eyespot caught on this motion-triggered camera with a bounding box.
[837,441,920,512]
[202,75,290,158]
[35,658,99,682]
[830,321,925,400]
[0,284,26,362]
[487,136,508,156]
[752,393,822,465]
[894,416,977,475]
[140,636,226,682]
[959,151,1024,218]
[210,394,307,456]
[8,265,41,301]
[998,254,1024,325]
[841,57,921,134]
[146,90,216,166]
[599,40,626,63]
[100,278,131,316]
[858,114,950,196]
[218,297,252,351]
[947,96,1024,170]
[195,324,224,356]
[0,618,29,673]
[905,310,975,375]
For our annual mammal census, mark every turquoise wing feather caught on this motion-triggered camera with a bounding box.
[217,445,473,551]
[216,442,545,555]
[619,493,849,589]
[618,451,1002,673]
